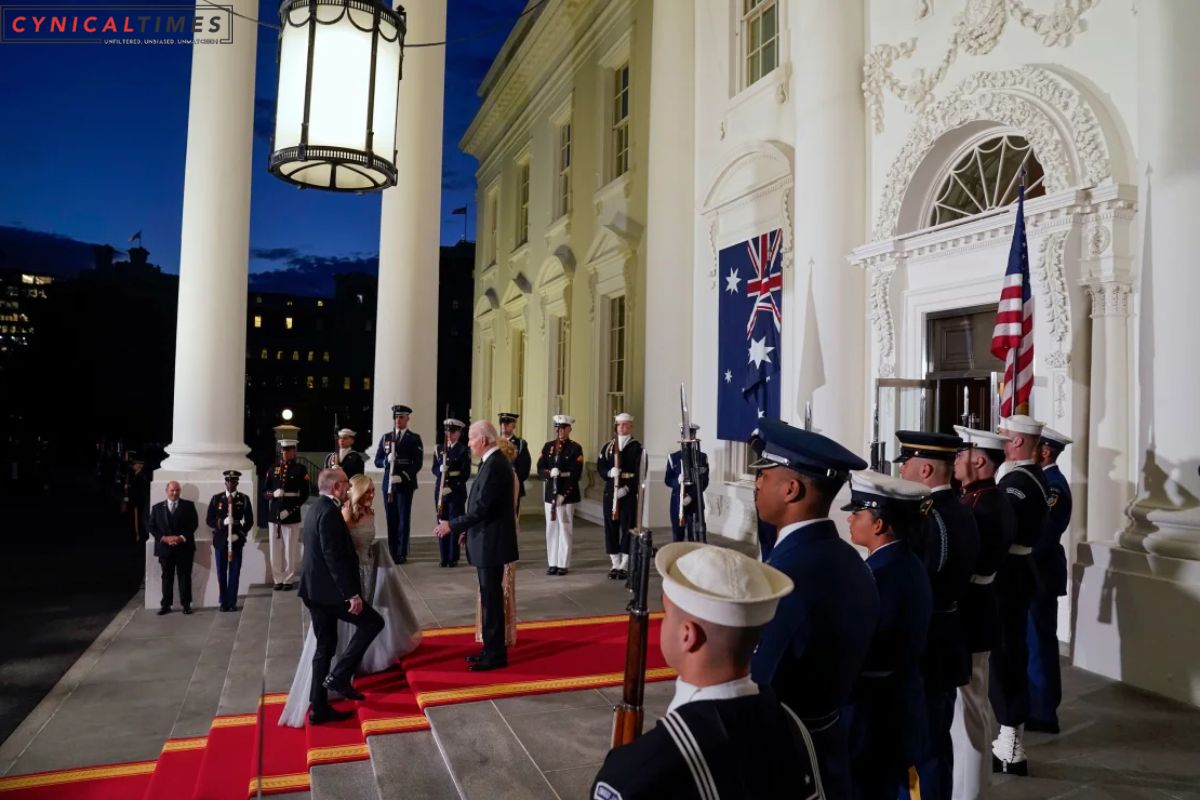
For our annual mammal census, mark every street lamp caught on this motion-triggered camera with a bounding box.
[269,0,407,192]
[281,408,295,421]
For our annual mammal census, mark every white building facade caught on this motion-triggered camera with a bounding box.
[468,0,1200,708]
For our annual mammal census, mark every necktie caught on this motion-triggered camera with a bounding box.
[169,502,177,515]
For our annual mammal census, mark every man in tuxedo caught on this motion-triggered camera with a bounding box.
[298,467,384,724]
[147,481,199,615]
[434,420,518,672]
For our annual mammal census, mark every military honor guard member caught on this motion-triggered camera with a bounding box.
[749,417,878,799]
[842,471,933,800]
[1027,426,1073,734]
[598,412,644,579]
[895,431,981,800]
[206,470,254,612]
[498,412,531,510]
[264,439,310,590]
[147,480,200,615]
[990,415,1052,775]
[664,424,710,543]
[749,430,778,560]
[374,405,423,564]
[591,543,823,800]
[537,414,585,575]
[432,416,470,568]
[951,425,1017,798]
[325,428,365,478]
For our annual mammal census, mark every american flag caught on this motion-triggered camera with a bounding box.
[991,186,1033,417]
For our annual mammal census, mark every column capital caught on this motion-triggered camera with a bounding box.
[1084,279,1133,319]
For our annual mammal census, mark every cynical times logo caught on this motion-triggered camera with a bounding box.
[0,5,234,44]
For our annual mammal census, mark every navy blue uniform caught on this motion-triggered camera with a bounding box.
[846,540,932,800]
[960,480,1016,654]
[664,449,709,543]
[752,519,880,798]
[374,428,423,563]
[991,464,1049,728]
[1027,463,1071,729]
[206,491,254,610]
[432,440,470,566]
[504,435,531,503]
[598,438,643,556]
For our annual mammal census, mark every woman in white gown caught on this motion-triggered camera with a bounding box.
[279,474,422,727]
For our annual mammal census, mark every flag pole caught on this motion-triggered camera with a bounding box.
[463,203,469,243]
[1016,167,1029,417]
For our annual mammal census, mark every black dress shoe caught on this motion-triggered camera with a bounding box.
[468,657,508,672]
[309,706,355,725]
[557,568,568,576]
[607,568,618,580]
[219,605,230,612]
[546,566,558,575]
[323,676,365,700]
[465,650,488,663]
[449,561,458,567]
[440,562,448,568]
[282,583,294,591]
[182,606,193,615]
[1025,718,1060,734]
[616,569,628,580]
[273,583,283,591]
[157,607,171,616]
[992,755,1029,776]
[396,557,407,564]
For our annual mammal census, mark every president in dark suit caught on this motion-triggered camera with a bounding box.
[147,480,199,615]
[298,467,384,724]
[434,420,519,672]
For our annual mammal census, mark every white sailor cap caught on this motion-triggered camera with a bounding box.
[954,425,1011,451]
[336,428,357,438]
[553,414,575,427]
[442,418,465,430]
[278,439,298,449]
[1040,426,1073,448]
[614,412,634,424]
[840,470,930,513]
[655,543,793,628]
[999,414,1044,436]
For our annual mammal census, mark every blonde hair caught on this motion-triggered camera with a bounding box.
[347,474,375,523]
[496,437,517,462]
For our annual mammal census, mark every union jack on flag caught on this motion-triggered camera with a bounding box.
[991,186,1033,417]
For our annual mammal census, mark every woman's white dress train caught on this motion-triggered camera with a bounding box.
[279,516,422,727]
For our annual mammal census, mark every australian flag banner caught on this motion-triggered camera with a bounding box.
[717,229,783,441]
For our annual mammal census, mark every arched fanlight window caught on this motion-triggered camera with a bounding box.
[928,135,1046,228]
[269,0,407,192]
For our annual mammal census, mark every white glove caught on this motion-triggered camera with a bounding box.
[549,467,561,478]
[272,488,284,498]
[682,495,692,507]
[607,467,620,479]
[440,486,451,497]
[222,516,231,526]
[616,487,629,499]
[279,509,289,520]
[388,452,396,464]
[555,495,565,506]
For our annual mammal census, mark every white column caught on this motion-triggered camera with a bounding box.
[641,0,695,525]
[1126,0,1200,559]
[371,0,446,529]
[789,0,867,451]
[1086,280,1133,545]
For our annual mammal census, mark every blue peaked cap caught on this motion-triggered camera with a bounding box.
[749,417,867,479]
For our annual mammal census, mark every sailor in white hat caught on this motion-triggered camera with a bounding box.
[665,423,710,543]
[537,415,585,575]
[591,544,823,799]
[325,428,365,478]
[598,412,644,579]
[989,415,1052,775]
[1027,426,1074,735]
[265,437,311,591]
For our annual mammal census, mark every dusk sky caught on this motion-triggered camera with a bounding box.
[0,0,527,287]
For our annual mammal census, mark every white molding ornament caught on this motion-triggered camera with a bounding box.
[873,66,1112,240]
[1035,230,1071,366]
[868,260,899,377]
[1086,279,1132,318]
[863,0,1099,133]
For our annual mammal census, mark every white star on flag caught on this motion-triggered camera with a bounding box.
[724,369,732,384]
[747,336,775,369]
[725,268,741,294]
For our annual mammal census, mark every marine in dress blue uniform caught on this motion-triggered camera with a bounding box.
[664,423,710,543]
[432,417,470,568]
[598,412,643,579]
[951,425,1018,798]
[206,470,254,612]
[990,415,1051,775]
[841,471,933,800]
[1026,426,1073,734]
[498,412,531,510]
[591,542,822,800]
[374,405,423,564]
[748,417,877,799]
[895,431,980,800]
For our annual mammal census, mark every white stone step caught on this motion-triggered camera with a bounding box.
[367,730,459,800]
[309,759,380,800]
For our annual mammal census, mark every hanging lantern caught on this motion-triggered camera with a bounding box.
[269,0,406,192]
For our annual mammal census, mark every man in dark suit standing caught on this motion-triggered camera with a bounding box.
[147,480,199,615]
[434,420,518,672]
[298,467,384,724]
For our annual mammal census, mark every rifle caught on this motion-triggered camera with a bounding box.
[226,494,235,563]
[435,404,450,520]
[678,384,707,543]
[610,430,622,522]
[549,438,562,522]
[612,449,652,747]
[869,402,888,473]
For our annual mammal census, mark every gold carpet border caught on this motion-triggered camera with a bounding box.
[162,736,208,753]
[249,772,311,794]
[421,612,664,639]
[416,666,676,707]
[306,743,370,765]
[360,714,430,735]
[0,760,156,792]
[211,713,258,729]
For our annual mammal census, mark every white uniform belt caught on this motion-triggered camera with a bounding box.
[391,475,403,483]
[970,573,996,585]
[935,602,959,614]
[1009,545,1033,555]
[801,709,840,733]
[282,492,302,497]
[619,472,635,479]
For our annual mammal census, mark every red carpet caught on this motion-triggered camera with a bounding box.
[0,614,673,799]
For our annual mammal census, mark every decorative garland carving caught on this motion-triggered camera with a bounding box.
[1053,371,1067,418]
[873,66,1111,240]
[1035,230,1071,366]
[863,0,1099,133]
[868,260,899,377]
